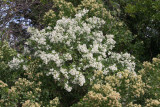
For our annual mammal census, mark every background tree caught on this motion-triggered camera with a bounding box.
[103,0,160,61]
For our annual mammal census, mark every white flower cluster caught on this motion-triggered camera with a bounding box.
[110,52,135,72]
[86,16,105,28]
[38,51,63,67]
[69,68,85,86]
[27,27,46,45]
[75,9,89,19]
[8,55,24,70]
[27,9,135,92]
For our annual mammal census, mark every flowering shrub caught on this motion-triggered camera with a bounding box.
[73,56,160,107]
[73,70,144,107]
[139,55,160,99]
[72,70,141,106]
[24,9,135,92]
[145,99,160,107]
[72,83,122,107]
[43,0,138,59]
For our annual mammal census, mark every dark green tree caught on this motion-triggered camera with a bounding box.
[104,0,160,61]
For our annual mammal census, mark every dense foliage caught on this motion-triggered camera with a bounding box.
[0,0,160,107]
[104,0,160,61]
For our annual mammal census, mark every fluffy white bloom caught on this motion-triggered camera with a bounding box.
[53,70,60,80]
[98,56,103,61]
[103,69,109,75]
[78,74,85,86]
[39,51,63,67]
[49,31,64,43]
[91,41,99,53]
[47,69,60,80]
[86,16,105,28]
[23,65,28,71]
[82,23,91,34]
[69,68,79,76]
[46,69,54,76]
[66,40,71,46]
[28,27,46,45]
[107,38,116,45]
[69,68,86,86]
[83,53,94,60]
[78,44,89,53]
[96,62,103,71]
[64,53,72,61]
[8,57,24,69]
[75,9,89,19]
[85,60,103,71]
[60,68,69,79]
[108,64,117,71]
[23,47,30,54]
[64,82,72,92]
[110,52,135,72]
[92,31,104,42]
[117,72,122,78]
[106,34,114,39]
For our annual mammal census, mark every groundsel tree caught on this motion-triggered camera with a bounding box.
[8,9,135,92]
